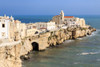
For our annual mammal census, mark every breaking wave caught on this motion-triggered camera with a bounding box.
[88,29,100,37]
[77,29,100,41]
[77,52,100,55]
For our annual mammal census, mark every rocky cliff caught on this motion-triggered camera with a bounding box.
[0,41,22,67]
[48,26,96,46]
[0,39,33,67]
[0,26,96,67]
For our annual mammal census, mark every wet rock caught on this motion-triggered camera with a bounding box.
[20,55,30,60]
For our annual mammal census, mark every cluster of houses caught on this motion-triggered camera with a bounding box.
[0,15,57,41]
[52,10,86,28]
[0,10,86,42]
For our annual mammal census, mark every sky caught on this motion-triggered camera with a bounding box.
[0,0,100,15]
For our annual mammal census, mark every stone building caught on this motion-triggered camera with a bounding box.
[35,21,56,31]
[20,23,26,39]
[26,23,36,29]
[35,22,47,30]
[52,10,76,24]
[52,10,86,27]
[26,28,40,37]
[0,18,10,39]
[75,18,86,28]
[14,20,21,40]
[47,22,56,31]
[26,23,40,37]
[0,15,28,41]
[52,15,61,25]
[0,15,15,41]
[14,20,27,40]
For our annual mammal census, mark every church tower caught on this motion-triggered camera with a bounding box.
[60,10,64,21]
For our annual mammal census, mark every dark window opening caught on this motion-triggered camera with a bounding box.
[35,31,38,34]
[2,24,5,28]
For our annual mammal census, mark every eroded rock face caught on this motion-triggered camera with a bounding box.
[0,39,33,67]
[20,39,32,56]
[48,26,96,46]
[20,26,96,61]
[0,44,22,67]
[1,25,94,67]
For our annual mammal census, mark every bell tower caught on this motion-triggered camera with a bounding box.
[60,10,64,21]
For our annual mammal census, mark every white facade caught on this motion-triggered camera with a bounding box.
[47,22,56,31]
[35,22,56,31]
[35,22,47,30]
[75,18,86,27]
[67,21,76,26]
[0,19,10,39]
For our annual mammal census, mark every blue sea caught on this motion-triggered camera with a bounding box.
[15,15,100,67]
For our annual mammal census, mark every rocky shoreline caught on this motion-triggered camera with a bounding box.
[48,26,96,46]
[0,25,96,67]
[21,25,96,60]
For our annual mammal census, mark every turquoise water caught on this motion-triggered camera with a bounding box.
[17,15,100,67]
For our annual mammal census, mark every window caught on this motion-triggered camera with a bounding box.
[35,31,38,34]
[73,19,76,21]
[2,24,5,28]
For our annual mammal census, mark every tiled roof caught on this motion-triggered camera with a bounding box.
[64,16,74,18]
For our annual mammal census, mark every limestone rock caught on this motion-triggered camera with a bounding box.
[0,43,22,67]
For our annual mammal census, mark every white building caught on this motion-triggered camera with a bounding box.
[47,22,56,31]
[35,21,56,31]
[0,15,21,41]
[26,23,40,37]
[0,19,10,39]
[75,18,86,27]
[35,22,47,30]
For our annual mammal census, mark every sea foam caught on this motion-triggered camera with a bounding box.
[74,62,80,64]
[97,59,100,61]
[76,29,100,41]
[64,40,74,43]
[77,52,100,55]
[89,29,100,37]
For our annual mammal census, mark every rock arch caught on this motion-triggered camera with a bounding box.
[31,42,39,51]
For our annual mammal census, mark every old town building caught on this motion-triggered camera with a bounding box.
[0,15,15,41]
[26,23,40,37]
[52,10,86,27]
[35,21,56,31]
